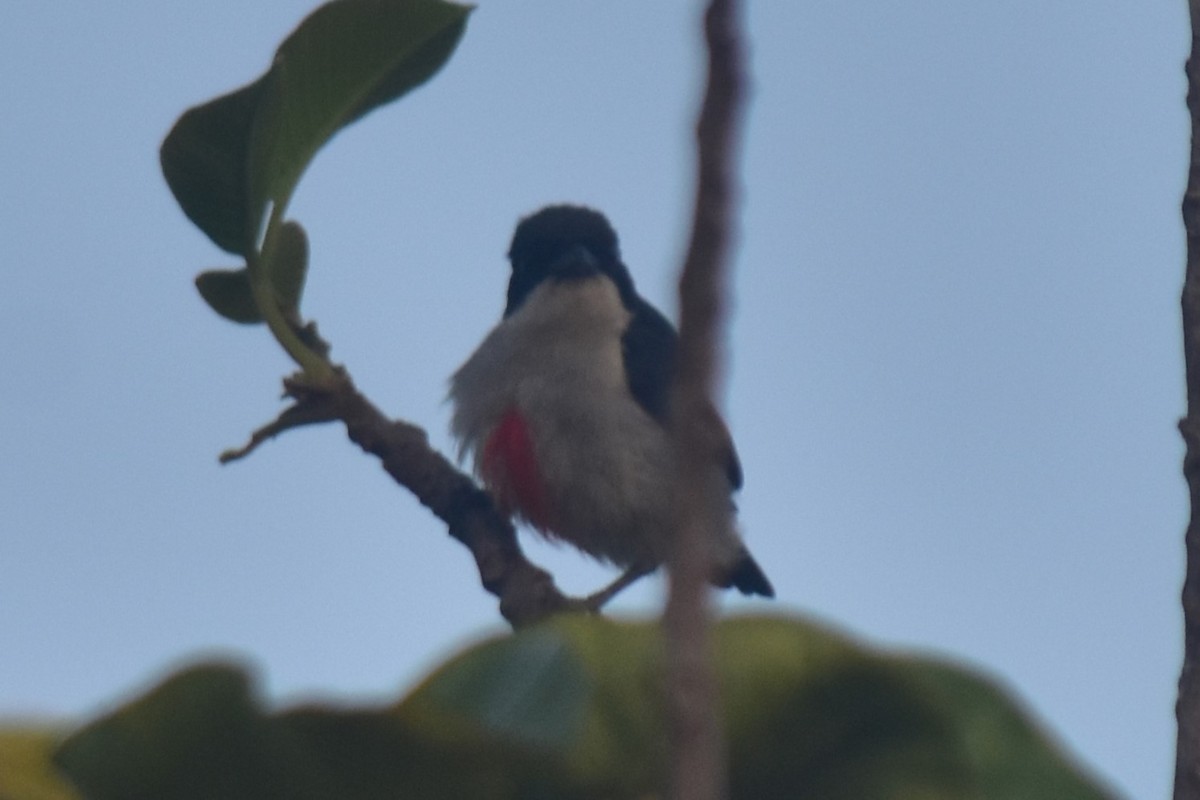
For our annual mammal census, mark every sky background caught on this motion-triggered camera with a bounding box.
[0,1,1187,797]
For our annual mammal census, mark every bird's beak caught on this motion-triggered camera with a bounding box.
[548,245,601,280]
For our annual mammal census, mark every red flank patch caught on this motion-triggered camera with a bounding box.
[482,407,553,531]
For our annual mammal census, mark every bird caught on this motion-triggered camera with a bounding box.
[448,204,773,607]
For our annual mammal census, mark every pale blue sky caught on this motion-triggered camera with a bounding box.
[0,2,1186,797]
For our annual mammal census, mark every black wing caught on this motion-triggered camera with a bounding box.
[622,298,677,424]
[622,298,743,490]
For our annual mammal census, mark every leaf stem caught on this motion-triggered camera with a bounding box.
[248,206,334,381]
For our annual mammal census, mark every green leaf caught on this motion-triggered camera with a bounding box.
[53,664,274,800]
[195,268,262,324]
[900,660,1121,800]
[160,0,472,258]
[400,618,667,796]
[412,626,590,752]
[53,662,545,800]
[716,617,974,799]
[267,220,310,315]
[194,222,308,324]
[247,0,472,246]
[160,80,266,256]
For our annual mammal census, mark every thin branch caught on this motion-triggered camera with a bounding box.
[226,369,581,627]
[664,0,747,798]
[1178,5,1200,798]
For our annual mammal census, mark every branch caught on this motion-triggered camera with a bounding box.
[223,368,579,628]
[664,0,746,798]
[1179,5,1200,798]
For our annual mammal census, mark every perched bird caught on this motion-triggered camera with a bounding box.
[449,204,773,606]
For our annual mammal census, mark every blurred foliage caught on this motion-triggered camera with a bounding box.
[0,615,1120,799]
[0,728,79,800]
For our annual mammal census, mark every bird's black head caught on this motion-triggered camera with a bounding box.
[504,204,637,316]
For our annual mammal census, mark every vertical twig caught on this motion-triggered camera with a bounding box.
[665,0,746,798]
[1179,4,1200,798]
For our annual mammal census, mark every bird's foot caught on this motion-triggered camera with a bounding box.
[581,565,655,612]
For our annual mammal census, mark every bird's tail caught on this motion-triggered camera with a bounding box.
[717,549,775,598]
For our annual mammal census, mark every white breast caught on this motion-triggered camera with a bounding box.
[449,276,679,567]
[450,276,629,455]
